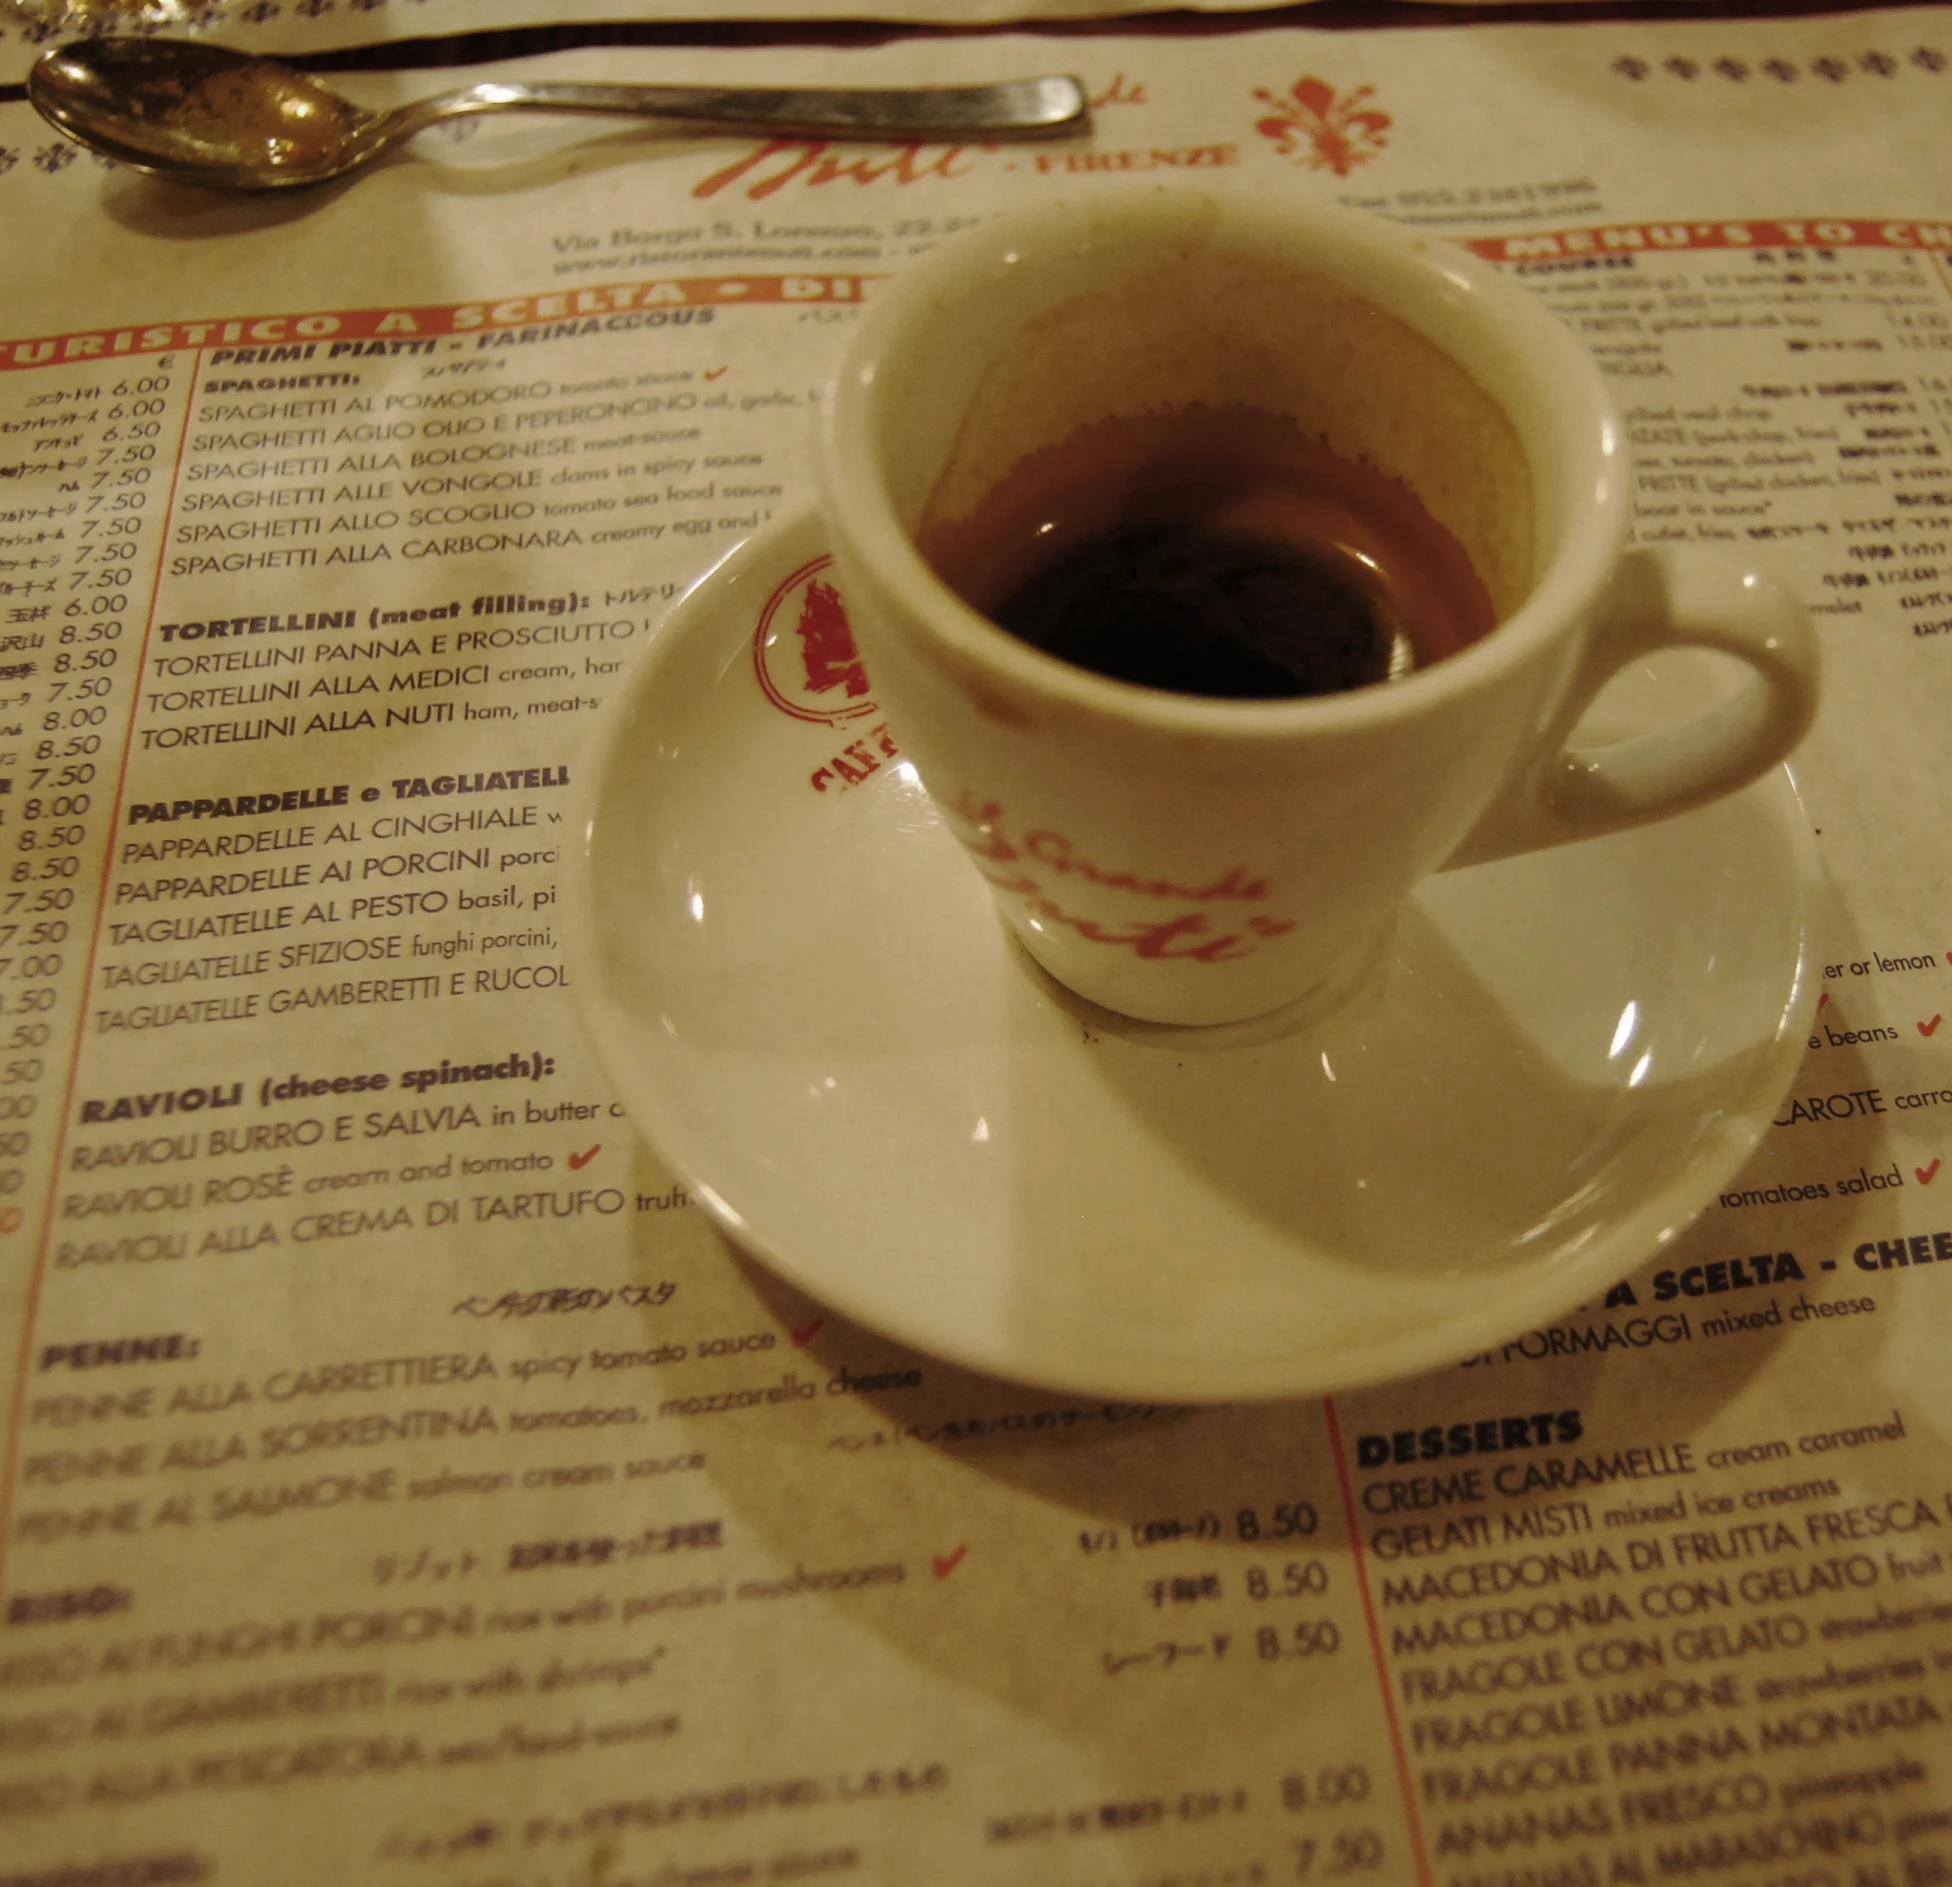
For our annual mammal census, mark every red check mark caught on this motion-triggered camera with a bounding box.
[567,1145,601,1170]
[790,1318,825,1348]
[1919,1158,1942,1185]
[933,1544,968,1579]
[1921,1015,1943,1038]
[1818,991,1830,1010]
[704,365,729,380]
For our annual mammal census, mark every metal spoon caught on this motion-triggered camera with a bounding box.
[28,38,1089,190]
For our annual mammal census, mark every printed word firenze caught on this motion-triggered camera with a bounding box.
[1356,1410,1583,1469]
[129,787,350,824]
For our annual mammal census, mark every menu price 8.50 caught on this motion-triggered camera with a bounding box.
[0,352,180,1270]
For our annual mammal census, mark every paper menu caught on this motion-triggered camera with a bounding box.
[1,7,1951,1882]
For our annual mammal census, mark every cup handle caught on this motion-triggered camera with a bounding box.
[1444,545,1819,870]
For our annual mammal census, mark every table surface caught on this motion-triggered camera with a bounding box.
[0,5,1949,1882]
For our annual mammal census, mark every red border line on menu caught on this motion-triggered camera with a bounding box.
[0,274,884,372]
[1470,215,1952,263]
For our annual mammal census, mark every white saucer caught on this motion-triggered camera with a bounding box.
[567,512,1822,1403]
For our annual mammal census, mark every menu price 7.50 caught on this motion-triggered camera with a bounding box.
[0,353,183,1311]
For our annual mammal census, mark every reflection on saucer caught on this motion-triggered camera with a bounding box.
[568,511,1821,1402]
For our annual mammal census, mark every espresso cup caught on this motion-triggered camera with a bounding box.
[817,191,1818,1027]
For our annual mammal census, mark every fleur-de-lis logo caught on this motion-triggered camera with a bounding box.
[1253,76,1391,177]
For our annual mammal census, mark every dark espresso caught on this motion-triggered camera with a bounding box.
[919,409,1498,701]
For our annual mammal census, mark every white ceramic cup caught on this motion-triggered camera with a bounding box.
[817,191,1818,1027]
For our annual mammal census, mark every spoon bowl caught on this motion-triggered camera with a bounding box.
[29,38,1089,190]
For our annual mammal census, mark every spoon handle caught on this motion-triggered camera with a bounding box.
[407,76,1088,143]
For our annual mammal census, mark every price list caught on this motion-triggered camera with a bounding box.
[0,355,190,1329]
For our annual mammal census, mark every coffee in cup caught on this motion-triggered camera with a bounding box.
[818,191,1817,1028]
[918,405,1497,699]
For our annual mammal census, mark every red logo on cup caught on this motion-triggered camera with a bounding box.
[1253,77,1392,178]
[752,555,878,724]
